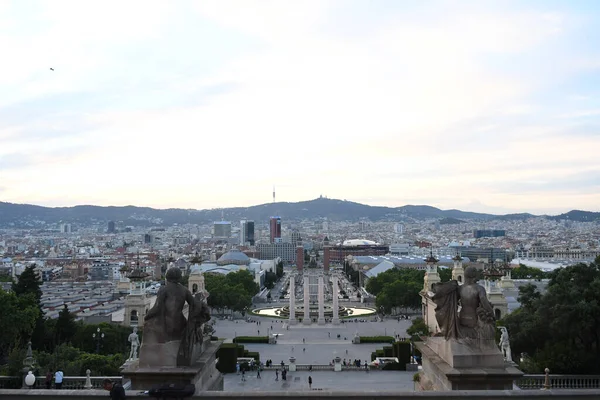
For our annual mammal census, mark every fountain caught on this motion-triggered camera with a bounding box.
[253,271,375,320]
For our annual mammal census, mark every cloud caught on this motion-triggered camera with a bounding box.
[0,1,599,213]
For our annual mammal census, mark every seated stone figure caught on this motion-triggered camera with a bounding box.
[140,267,202,367]
[177,289,211,366]
[431,266,496,348]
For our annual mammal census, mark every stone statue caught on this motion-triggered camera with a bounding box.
[498,326,513,362]
[144,267,195,343]
[128,327,140,360]
[177,289,211,366]
[140,267,203,367]
[431,266,496,348]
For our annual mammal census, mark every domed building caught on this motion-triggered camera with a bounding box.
[216,249,250,266]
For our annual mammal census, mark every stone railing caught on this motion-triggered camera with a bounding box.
[2,389,600,400]
[517,375,600,390]
[261,364,377,372]
[0,376,126,390]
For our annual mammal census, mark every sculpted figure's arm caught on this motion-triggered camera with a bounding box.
[477,285,495,314]
[145,286,166,321]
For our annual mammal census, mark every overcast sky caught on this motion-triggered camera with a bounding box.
[1,0,599,214]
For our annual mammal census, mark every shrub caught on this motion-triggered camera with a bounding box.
[246,351,260,362]
[216,343,238,373]
[382,362,403,371]
[393,341,411,365]
[357,336,395,344]
[232,336,269,344]
[383,346,393,357]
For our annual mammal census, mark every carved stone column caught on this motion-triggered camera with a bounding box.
[303,275,311,325]
[318,275,325,325]
[289,275,297,325]
[332,275,340,325]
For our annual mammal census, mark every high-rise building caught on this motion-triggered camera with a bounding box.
[60,223,72,233]
[107,221,116,233]
[240,220,255,245]
[290,231,301,248]
[473,230,506,238]
[213,221,232,238]
[269,216,281,243]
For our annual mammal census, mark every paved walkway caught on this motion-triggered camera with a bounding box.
[213,316,413,365]
[224,370,415,392]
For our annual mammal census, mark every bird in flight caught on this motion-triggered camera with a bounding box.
[49,68,54,71]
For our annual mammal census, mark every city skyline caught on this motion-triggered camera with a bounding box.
[1,1,600,214]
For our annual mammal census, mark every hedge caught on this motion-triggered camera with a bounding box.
[358,336,395,344]
[382,362,404,370]
[216,343,238,373]
[233,336,269,344]
[383,346,394,357]
[393,341,411,366]
[216,344,261,373]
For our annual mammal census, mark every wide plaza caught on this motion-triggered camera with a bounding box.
[212,314,414,365]
[224,370,415,392]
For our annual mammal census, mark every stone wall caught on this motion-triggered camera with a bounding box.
[2,389,600,400]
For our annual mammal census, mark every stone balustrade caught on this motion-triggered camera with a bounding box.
[515,375,600,390]
[0,376,125,390]
[1,389,600,400]
[4,373,600,390]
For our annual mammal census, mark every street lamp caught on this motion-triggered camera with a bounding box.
[92,327,105,354]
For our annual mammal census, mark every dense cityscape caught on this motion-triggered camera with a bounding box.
[2,0,600,397]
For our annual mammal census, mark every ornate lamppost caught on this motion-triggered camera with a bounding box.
[92,327,105,354]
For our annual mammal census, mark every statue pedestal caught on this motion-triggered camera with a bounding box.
[122,340,223,392]
[416,337,522,390]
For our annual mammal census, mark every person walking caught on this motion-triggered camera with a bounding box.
[241,369,246,382]
[275,369,279,381]
[54,368,64,389]
[308,375,312,390]
[257,366,261,379]
[103,379,126,400]
[45,370,52,389]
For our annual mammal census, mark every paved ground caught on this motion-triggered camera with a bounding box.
[224,370,415,392]
[212,316,413,365]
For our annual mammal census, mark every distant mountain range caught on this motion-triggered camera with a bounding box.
[0,197,598,228]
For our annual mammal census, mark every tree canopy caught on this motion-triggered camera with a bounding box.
[0,288,40,363]
[12,265,42,305]
[367,268,425,314]
[205,270,259,314]
[511,264,551,280]
[501,257,600,374]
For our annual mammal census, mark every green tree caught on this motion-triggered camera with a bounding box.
[0,288,40,362]
[11,265,47,351]
[55,305,78,345]
[511,264,550,280]
[407,317,430,339]
[501,258,600,374]
[438,267,452,283]
[264,271,276,289]
[12,265,42,304]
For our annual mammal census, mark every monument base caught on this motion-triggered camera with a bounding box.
[332,317,340,325]
[123,341,223,392]
[318,318,326,325]
[416,338,522,390]
[288,318,297,325]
